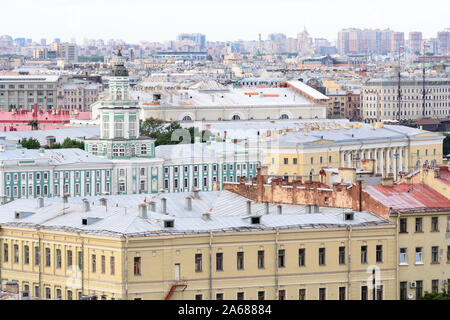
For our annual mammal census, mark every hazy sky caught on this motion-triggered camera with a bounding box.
[1,0,449,43]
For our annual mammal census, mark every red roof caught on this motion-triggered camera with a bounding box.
[365,183,450,212]
[0,110,70,124]
[435,166,450,187]
[74,112,91,120]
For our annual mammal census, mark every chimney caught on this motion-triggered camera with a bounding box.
[434,168,440,178]
[246,200,251,215]
[264,202,270,214]
[0,195,8,205]
[185,197,192,211]
[202,212,211,221]
[161,197,167,214]
[82,199,90,212]
[277,204,282,215]
[149,201,156,212]
[99,198,107,206]
[193,189,200,199]
[38,197,44,208]
[138,203,148,219]
[63,193,69,204]
[381,177,394,187]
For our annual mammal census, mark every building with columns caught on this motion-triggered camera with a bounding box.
[262,122,444,181]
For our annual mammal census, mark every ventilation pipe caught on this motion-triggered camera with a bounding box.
[161,197,167,214]
[82,199,90,212]
[246,200,251,215]
[63,194,69,204]
[138,203,148,219]
[193,189,200,199]
[185,197,192,211]
[264,202,270,214]
[38,197,44,208]
[277,205,282,215]
[99,198,107,206]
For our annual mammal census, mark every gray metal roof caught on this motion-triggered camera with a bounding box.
[0,190,392,237]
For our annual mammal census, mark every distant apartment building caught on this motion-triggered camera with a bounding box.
[338,28,400,55]
[390,32,405,53]
[437,30,450,55]
[0,76,60,111]
[57,81,102,111]
[361,78,450,122]
[408,32,422,54]
[326,90,347,119]
[51,42,78,62]
[177,33,206,48]
[32,48,48,60]
[346,90,361,121]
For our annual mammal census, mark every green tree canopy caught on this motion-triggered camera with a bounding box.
[442,133,450,156]
[48,138,84,150]
[420,284,450,300]
[20,137,40,149]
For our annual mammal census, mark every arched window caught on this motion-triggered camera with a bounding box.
[102,117,109,138]
[280,114,289,119]
[129,118,136,137]
[92,145,98,156]
[309,169,314,181]
[119,146,125,157]
[131,144,135,157]
[232,114,240,120]
[115,119,124,138]
[182,115,192,121]
[113,145,119,157]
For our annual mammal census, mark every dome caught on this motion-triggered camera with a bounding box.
[111,47,129,77]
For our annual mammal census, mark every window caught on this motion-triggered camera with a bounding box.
[216,253,223,271]
[216,293,224,300]
[339,287,346,300]
[415,247,423,264]
[399,282,407,300]
[56,249,61,268]
[24,245,29,264]
[237,251,244,270]
[298,248,305,266]
[114,119,123,138]
[416,280,423,299]
[35,246,40,266]
[431,246,439,263]
[283,158,288,165]
[415,217,422,232]
[431,217,439,232]
[319,288,326,300]
[293,158,297,165]
[101,255,106,274]
[299,289,306,300]
[278,249,285,268]
[45,248,51,267]
[67,290,73,300]
[92,254,96,272]
[195,294,203,300]
[400,248,407,264]
[56,288,62,300]
[134,257,141,275]
[319,248,325,266]
[376,245,383,263]
[376,286,383,300]
[195,253,202,272]
[399,218,407,233]
[279,290,286,300]
[339,246,346,265]
[237,292,244,300]
[258,250,265,269]
[361,286,368,300]
[361,246,367,264]
[432,280,439,294]
[67,250,72,268]
[110,256,115,275]
[258,291,265,300]
[45,287,51,300]
[13,244,19,263]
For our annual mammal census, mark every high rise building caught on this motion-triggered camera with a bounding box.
[437,29,450,55]
[56,43,78,63]
[40,38,47,46]
[390,32,405,53]
[408,32,422,54]
[177,33,206,48]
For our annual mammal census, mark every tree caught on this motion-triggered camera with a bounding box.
[442,133,450,157]
[61,138,85,149]
[20,137,40,149]
[139,118,183,146]
[420,284,450,300]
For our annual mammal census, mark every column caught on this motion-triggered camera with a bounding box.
[380,148,384,177]
[405,147,409,173]
[341,151,345,167]
[386,148,391,176]
[373,149,378,175]
[399,148,403,172]
[393,148,397,181]
[348,151,352,168]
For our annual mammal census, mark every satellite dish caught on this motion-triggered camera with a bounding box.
[408,293,414,299]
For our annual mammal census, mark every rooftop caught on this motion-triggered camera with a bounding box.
[0,190,391,237]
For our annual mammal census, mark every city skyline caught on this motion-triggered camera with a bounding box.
[1,0,448,44]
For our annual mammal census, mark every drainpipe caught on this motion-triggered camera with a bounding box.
[395,211,400,300]
[80,233,84,297]
[38,228,41,298]
[124,235,129,300]
[209,232,213,300]
[347,225,352,300]
[274,228,279,299]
